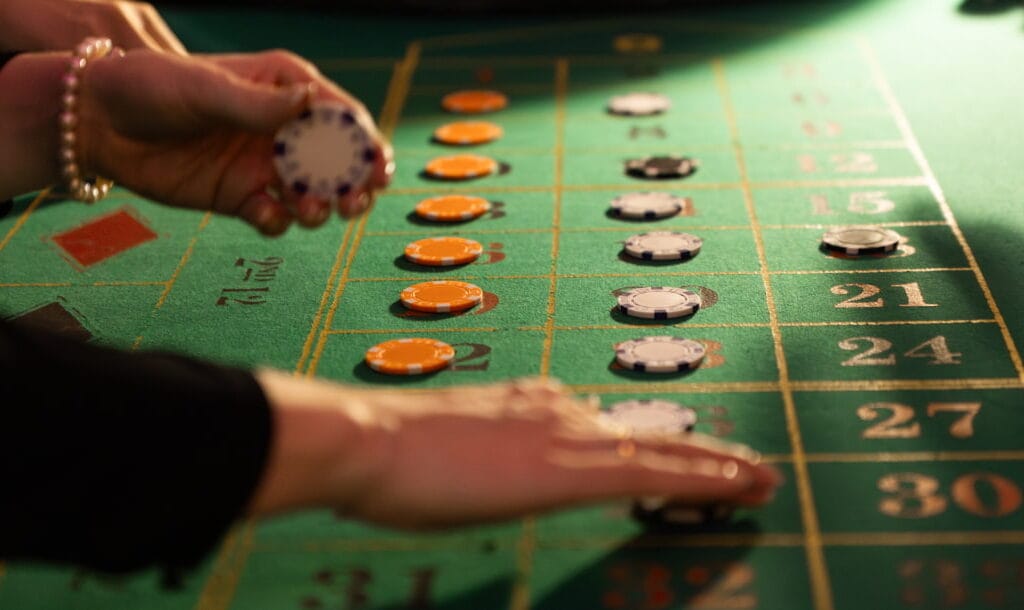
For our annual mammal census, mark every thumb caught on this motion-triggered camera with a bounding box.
[199,73,312,134]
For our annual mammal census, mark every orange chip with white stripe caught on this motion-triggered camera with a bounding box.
[424,154,499,180]
[433,121,504,146]
[414,195,491,222]
[365,338,455,375]
[404,236,483,266]
[441,90,508,114]
[400,280,484,313]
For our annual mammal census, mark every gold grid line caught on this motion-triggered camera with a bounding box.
[306,45,421,378]
[540,59,567,378]
[791,378,1023,391]
[0,281,168,288]
[152,212,211,311]
[532,319,997,332]
[0,189,48,254]
[195,523,255,610]
[340,267,972,284]
[511,519,537,610]
[250,528,1024,555]
[131,212,212,351]
[805,450,1024,463]
[363,221,948,238]
[860,40,1024,384]
[396,140,910,156]
[385,176,929,196]
[770,267,971,275]
[512,56,566,610]
[714,57,834,610]
[564,377,1022,394]
[295,219,357,374]
[327,327,500,335]
[824,531,1024,546]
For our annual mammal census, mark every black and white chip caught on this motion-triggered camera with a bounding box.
[625,155,697,179]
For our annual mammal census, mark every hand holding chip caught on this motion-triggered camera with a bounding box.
[75,48,393,235]
[248,372,781,529]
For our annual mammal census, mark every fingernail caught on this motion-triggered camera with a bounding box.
[315,204,330,224]
[286,83,313,107]
[266,215,290,236]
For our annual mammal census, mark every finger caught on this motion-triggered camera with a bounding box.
[140,3,189,55]
[294,194,331,228]
[237,191,293,236]
[337,191,371,219]
[196,70,312,134]
[370,141,395,189]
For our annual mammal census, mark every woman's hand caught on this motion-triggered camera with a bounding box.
[250,373,781,529]
[77,48,394,234]
[0,0,187,54]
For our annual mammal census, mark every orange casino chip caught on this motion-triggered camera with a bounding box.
[424,154,499,180]
[365,338,456,375]
[441,90,508,114]
[400,280,484,313]
[433,121,504,145]
[414,195,491,222]
[404,236,483,266]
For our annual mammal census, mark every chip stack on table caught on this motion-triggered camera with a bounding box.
[609,192,687,220]
[601,398,698,435]
[616,287,701,320]
[820,225,902,255]
[364,338,456,375]
[607,92,671,116]
[601,399,733,526]
[626,155,698,179]
[433,121,503,146]
[424,154,500,180]
[404,236,484,267]
[623,231,703,261]
[400,280,483,314]
[614,336,706,373]
[414,195,492,222]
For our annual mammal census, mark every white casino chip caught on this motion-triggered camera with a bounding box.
[623,231,703,261]
[609,192,685,220]
[273,101,376,202]
[607,92,672,116]
[614,336,706,373]
[617,286,701,319]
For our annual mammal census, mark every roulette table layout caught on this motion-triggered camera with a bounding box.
[1,2,1023,609]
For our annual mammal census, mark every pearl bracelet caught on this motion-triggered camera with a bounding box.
[60,37,123,203]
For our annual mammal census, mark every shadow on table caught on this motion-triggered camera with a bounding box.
[531,531,760,610]
[958,0,1023,15]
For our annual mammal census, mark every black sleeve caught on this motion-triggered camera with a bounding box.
[0,317,273,577]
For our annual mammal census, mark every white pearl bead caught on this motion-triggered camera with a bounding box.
[59,112,77,128]
[62,163,79,178]
[61,93,76,110]
[62,131,76,146]
[60,147,76,162]
[63,73,79,91]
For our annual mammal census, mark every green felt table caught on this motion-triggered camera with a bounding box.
[2,2,1024,609]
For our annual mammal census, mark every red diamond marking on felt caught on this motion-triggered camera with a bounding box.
[51,208,157,268]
